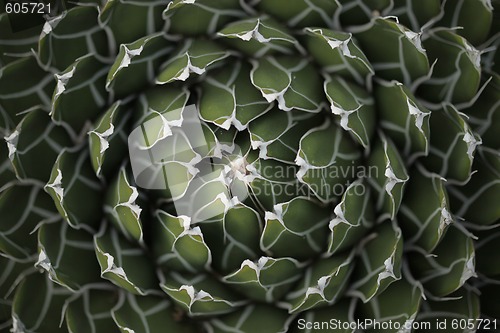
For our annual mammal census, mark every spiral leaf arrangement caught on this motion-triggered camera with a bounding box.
[0,0,499,332]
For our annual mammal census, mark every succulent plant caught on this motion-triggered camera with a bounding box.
[1,0,499,332]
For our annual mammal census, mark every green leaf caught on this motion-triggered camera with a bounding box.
[152,210,212,273]
[106,33,174,99]
[358,277,423,333]
[204,304,294,333]
[418,29,481,104]
[338,0,392,26]
[349,221,403,303]
[51,54,110,134]
[0,256,33,300]
[217,17,302,57]
[327,180,374,255]
[250,56,324,112]
[105,166,144,245]
[296,120,361,202]
[94,224,160,295]
[38,6,111,71]
[0,138,16,188]
[474,229,500,279]
[281,252,354,313]
[439,0,494,45]
[133,85,190,127]
[129,102,222,202]
[398,166,454,252]
[0,257,34,331]
[6,109,72,182]
[421,105,481,182]
[375,80,431,161]
[324,75,375,148]
[389,0,442,32]
[353,17,429,85]
[166,162,234,222]
[99,0,167,46]
[0,56,55,129]
[223,257,304,303]
[160,272,247,316]
[36,221,102,291]
[366,133,409,220]
[261,197,330,260]
[289,299,355,333]
[11,273,72,333]
[44,147,103,232]
[199,61,272,130]
[66,288,121,333]
[164,0,246,36]
[410,226,476,297]
[415,287,480,332]
[156,39,230,84]
[112,293,198,333]
[257,0,339,28]
[305,28,374,85]
[0,183,56,261]
[248,109,323,163]
[448,147,500,226]
[247,157,309,211]
[194,203,262,274]
[88,101,131,178]
[461,74,500,150]
[0,13,41,66]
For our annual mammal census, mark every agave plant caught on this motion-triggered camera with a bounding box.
[1,0,499,332]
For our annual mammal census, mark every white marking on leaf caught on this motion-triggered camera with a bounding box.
[305,275,329,299]
[217,193,240,212]
[480,0,493,10]
[294,155,309,184]
[464,42,481,69]
[406,98,428,133]
[329,203,349,229]
[179,285,212,304]
[439,206,453,236]
[265,203,284,224]
[384,166,405,194]
[121,185,142,219]
[4,129,19,160]
[11,315,25,333]
[226,257,268,284]
[103,253,128,278]
[462,131,481,160]
[119,45,144,69]
[178,64,191,81]
[46,169,64,201]
[330,103,360,130]
[377,256,397,285]
[41,15,63,35]
[460,255,477,285]
[36,249,51,272]
[53,67,76,101]
[327,38,353,58]
[138,112,175,149]
[402,30,425,53]
[90,124,114,154]
[179,217,204,238]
